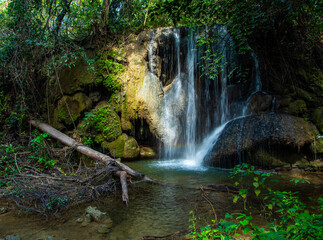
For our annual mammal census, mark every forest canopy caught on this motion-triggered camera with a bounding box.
[0,0,322,132]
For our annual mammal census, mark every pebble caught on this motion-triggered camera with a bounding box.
[76,218,83,223]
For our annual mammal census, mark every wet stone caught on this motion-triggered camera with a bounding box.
[5,236,21,240]
[81,214,92,227]
[0,207,8,215]
[85,206,107,223]
[76,217,83,223]
[96,224,112,234]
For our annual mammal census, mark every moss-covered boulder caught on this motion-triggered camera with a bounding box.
[103,133,140,159]
[312,107,323,133]
[59,61,95,95]
[89,104,122,143]
[123,137,140,158]
[288,99,306,116]
[102,135,125,158]
[54,92,92,127]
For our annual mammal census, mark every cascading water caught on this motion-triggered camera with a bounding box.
[144,26,261,169]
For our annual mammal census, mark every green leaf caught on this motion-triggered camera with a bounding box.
[268,204,273,210]
[240,219,249,226]
[255,189,261,197]
[243,226,250,234]
[253,182,259,188]
[233,196,239,203]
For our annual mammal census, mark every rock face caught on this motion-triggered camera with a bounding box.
[208,114,319,167]
[54,92,92,128]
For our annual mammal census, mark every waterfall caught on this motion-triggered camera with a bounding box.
[143,27,261,169]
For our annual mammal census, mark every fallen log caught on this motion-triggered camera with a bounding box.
[29,120,151,181]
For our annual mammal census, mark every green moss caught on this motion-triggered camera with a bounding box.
[59,61,96,95]
[95,50,124,93]
[123,137,140,159]
[103,134,127,158]
[102,133,140,159]
[55,93,92,126]
[288,99,307,116]
[83,104,122,143]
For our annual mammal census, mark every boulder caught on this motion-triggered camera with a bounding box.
[245,92,273,114]
[103,133,140,159]
[123,137,140,158]
[59,61,95,95]
[54,92,92,127]
[209,114,319,167]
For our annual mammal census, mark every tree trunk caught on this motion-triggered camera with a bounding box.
[29,120,151,180]
[101,0,110,33]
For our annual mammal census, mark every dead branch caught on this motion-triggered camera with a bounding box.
[114,171,129,206]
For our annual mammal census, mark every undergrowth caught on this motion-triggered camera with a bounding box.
[189,163,323,239]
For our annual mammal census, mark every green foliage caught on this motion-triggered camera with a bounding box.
[29,130,55,169]
[0,143,20,185]
[189,164,323,239]
[45,196,69,211]
[95,51,123,93]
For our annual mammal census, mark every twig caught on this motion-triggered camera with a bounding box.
[200,186,218,223]
[14,154,21,174]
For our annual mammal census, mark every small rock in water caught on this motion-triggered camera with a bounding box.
[85,206,108,223]
[81,214,92,227]
[0,207,8,215]
[96,224,111,234]
[76,217,83,223]
[5,236,21,240]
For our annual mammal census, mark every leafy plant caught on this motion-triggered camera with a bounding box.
[29,130,55,169]
[189,164,323,239]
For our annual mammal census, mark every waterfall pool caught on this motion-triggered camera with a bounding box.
[1,160,322,240]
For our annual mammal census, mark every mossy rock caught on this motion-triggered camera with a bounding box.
[311,107,323,133]
[123,137,140,159]
[93,107,122,142]
[109,93,123,113]
[288,99,306,116]
[102,134,126,158]
[54,92,92,126]
[59,61,95,95]
[103,133,140,159]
